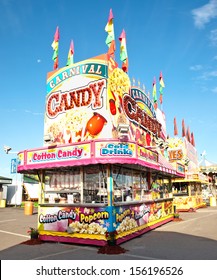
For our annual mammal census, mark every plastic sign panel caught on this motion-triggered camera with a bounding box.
[10,158,17,174]
[44,54,163,148]
[26,144,91,166]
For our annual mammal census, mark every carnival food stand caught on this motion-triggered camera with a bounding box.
[17,52,185,246]
[172,173,208,211]
[168,137,207,212]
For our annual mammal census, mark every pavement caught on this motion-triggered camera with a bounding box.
[0,205,217,260]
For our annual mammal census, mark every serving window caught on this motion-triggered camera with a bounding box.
[112,165,148,202]
[83,165,107,203]
[43,168,82,203]
[40,164,150,205]
[41,165,108,204]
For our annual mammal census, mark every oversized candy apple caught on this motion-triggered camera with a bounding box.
[86,112,107,136]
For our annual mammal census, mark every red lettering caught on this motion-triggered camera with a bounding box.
[123,94,162,136]
[46,79,105,118]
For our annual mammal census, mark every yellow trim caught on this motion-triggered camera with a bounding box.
[172,179,208,184]
[39,230,107,241]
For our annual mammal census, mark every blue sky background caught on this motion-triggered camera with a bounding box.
[1,0,217,178]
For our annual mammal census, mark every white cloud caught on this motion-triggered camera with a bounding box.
[189,64,203,71]
[24,109,43,115]
[192,0,217,29]
[206,70,217,76]
[200,70,217,80]
[210,29,217,45]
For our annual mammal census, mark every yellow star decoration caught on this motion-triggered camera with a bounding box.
[75,207,81,215]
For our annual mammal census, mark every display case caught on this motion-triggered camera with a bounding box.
[41,165,110,205]
[43,168,82,204]
[83,165,107,203]
[112,166,149,202]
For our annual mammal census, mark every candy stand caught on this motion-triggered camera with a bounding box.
[17,43,185,246]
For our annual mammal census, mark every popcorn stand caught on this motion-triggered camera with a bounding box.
[17,46,185,245]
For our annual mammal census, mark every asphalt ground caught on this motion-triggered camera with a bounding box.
[0,205,217,260]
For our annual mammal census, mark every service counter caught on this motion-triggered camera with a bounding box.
[38,197,174,246]
[173,193,206,212]
[172,178,208,212]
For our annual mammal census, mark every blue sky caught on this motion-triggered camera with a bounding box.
[1,0,217,178]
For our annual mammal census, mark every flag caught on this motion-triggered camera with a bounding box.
[66,40,74,66]
[182,119,186,137]
[51,26,60,70]
[152,77,157,109]
[132,77,135,85]
[159,71,165,104]
[191,132,195,146]
[105,9,116,57]
[119,29,128,72]
[186,126,191,142]
[174,117,178,136]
